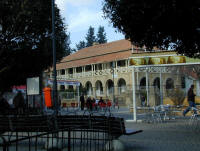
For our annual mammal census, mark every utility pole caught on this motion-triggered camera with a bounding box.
[51,0,58,114]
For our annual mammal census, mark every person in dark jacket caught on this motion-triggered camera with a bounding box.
[183,85,197,116]
[80,94,85,111]
[0,93,10,115]
[13,91,25,114]
[86,96,92,111]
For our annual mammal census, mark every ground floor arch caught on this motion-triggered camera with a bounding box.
[85,81,93,96]
[106,79,114,97]
[95,80,103,97]
[118,78,126,94]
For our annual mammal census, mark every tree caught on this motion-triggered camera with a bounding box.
[76,41,86,50]
[85,26,96,47]
[96,26,107,44]
[103,0,200,57]
[0,0,71,92]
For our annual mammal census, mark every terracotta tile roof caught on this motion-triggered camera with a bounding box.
[57,39,139,69]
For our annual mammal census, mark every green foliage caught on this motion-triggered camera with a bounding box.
[103,0,200,57]
[97,26,107,44]
[85,26,96,47]
[76,26,107,51]
[76,41,86,50]
[0,0,71,92]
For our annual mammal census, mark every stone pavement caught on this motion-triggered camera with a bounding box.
[120,120,200,151]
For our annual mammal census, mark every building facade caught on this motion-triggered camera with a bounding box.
[49,39,199,107]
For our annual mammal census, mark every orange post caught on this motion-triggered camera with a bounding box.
[43,87,52,108]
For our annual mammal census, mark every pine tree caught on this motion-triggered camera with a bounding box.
[76,41,86,50]
[96,26,107,44]
[85,26,96,47]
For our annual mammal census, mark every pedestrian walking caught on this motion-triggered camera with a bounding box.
[0,93,10,114]
[183,84,197,116]
[86,96,92,111]
[80,94,85,111]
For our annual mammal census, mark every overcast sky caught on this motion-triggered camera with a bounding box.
[55,0,124,48]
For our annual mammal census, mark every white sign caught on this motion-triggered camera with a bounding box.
[27,77,40,95]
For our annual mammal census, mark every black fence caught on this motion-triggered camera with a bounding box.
[0,115,127,151]
[0,128,112,151]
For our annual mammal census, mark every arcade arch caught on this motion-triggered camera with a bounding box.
[153,77,161,106]
[118,78,126,94]
[106,79,114,96]
[85,81,93,96]
[95,80,103,96]
[166,78,174,89]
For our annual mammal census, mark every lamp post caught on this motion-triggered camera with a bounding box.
[51,0,58,114]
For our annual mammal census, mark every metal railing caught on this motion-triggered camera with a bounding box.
[0,115,116,151]
[0,127,112,151]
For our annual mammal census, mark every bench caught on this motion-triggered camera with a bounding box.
[0,115,143,139]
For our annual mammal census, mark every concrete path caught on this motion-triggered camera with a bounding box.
[121,120,200,151]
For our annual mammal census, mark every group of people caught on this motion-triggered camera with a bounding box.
[0,91,25,114]
[0,84,198,115]
[80,95,111,111]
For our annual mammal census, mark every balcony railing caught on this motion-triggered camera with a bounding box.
[56,66,131,80]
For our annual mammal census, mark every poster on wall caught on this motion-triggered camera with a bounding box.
[27,77,40,95]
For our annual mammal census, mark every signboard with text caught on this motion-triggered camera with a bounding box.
[27,77,40,95]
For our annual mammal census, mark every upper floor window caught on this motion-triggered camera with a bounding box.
[110,62,115,68]
[61,69,65,75]
[95,64,102,70]
[76,67,82,73]
[68,68,73,74]
[85,65,92,72]
[117,60,126,67]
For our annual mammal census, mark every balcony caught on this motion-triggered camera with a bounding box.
[56,66,131,80]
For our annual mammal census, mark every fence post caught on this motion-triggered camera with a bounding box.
[0,136,8,151]
[68,128,71,151]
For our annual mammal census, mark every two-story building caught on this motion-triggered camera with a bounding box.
[48,39,199,107]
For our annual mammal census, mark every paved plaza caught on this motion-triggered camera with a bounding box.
[56,106,200,151]
[1,107,200,151]
[123,120,200,151]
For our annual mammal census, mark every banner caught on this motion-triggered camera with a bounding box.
[48,79,80,86]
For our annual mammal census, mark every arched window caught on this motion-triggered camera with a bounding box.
[106,79,114,96]
[153,77,160,89]
[140,77,146,89]
[166,78,174,89]
[95,80,103,96]
[118,78,126,94]
[85,81,93,95]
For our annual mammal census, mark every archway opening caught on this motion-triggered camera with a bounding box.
[85,81,93,96]
[118,78,126,94]
[95,80,103,97]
